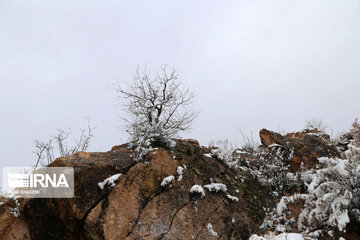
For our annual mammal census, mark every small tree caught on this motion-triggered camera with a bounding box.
[117,66,196,159]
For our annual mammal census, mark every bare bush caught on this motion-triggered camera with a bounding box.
[33,120,95,168]
[305,118,328,132]
[239,129,258,154]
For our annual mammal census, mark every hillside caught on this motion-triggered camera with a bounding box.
[0,126,359,240]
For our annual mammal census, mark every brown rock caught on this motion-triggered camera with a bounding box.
[22,145,135,240]
[259,129,286,147]
[83,142,269,240]
[85,149,178,240]
[0,197,30,240]
[286,131,340,172]
[259,128,340,172]
[12,139,272,240]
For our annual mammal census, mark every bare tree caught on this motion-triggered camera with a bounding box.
[116,65,197,147]
[33,119,95,168]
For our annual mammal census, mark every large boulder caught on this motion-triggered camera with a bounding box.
[15,140,272,240]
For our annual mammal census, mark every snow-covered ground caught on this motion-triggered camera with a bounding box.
[249,232,304,240]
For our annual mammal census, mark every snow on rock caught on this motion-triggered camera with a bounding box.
[177,166,184,181]
[268,143,283,148]
[98,173,122,190]
[203,153,212,158]
[161,175,175,187]
[249,232,305,240]
[168,140,176,148]
[177,166,184,175]
[203,183,227,192]
[249,235,267,240]
[226,194,239,201]
[190,185,205,197]
[206,223,218,237]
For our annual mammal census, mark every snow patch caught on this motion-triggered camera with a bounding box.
[190,185,205,197]
[177,166,185,181]
[177,166,184,175]
[161,175,175,187]
[168,140,176,148]
[203,183,227,192]
[98,173,121,190]
[226,194,239,201]
[207,223,218,237]
[249,232,305,240]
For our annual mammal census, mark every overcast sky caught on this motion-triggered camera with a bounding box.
[1,0,360,172]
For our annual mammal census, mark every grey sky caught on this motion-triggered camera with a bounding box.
[1,0,360,172]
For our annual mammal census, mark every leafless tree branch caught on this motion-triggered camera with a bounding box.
[33,119,95,168]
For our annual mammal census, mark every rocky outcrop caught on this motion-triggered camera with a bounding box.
[1,128,346,240]
[259,129,286,147]
[260,128,340,171]
[4,139,272,240]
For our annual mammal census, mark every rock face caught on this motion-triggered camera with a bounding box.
[260,128,340,172]
[22,148,134,240]
[0,197,30,240]
[259,129,286,147]
[3,139,271,240]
